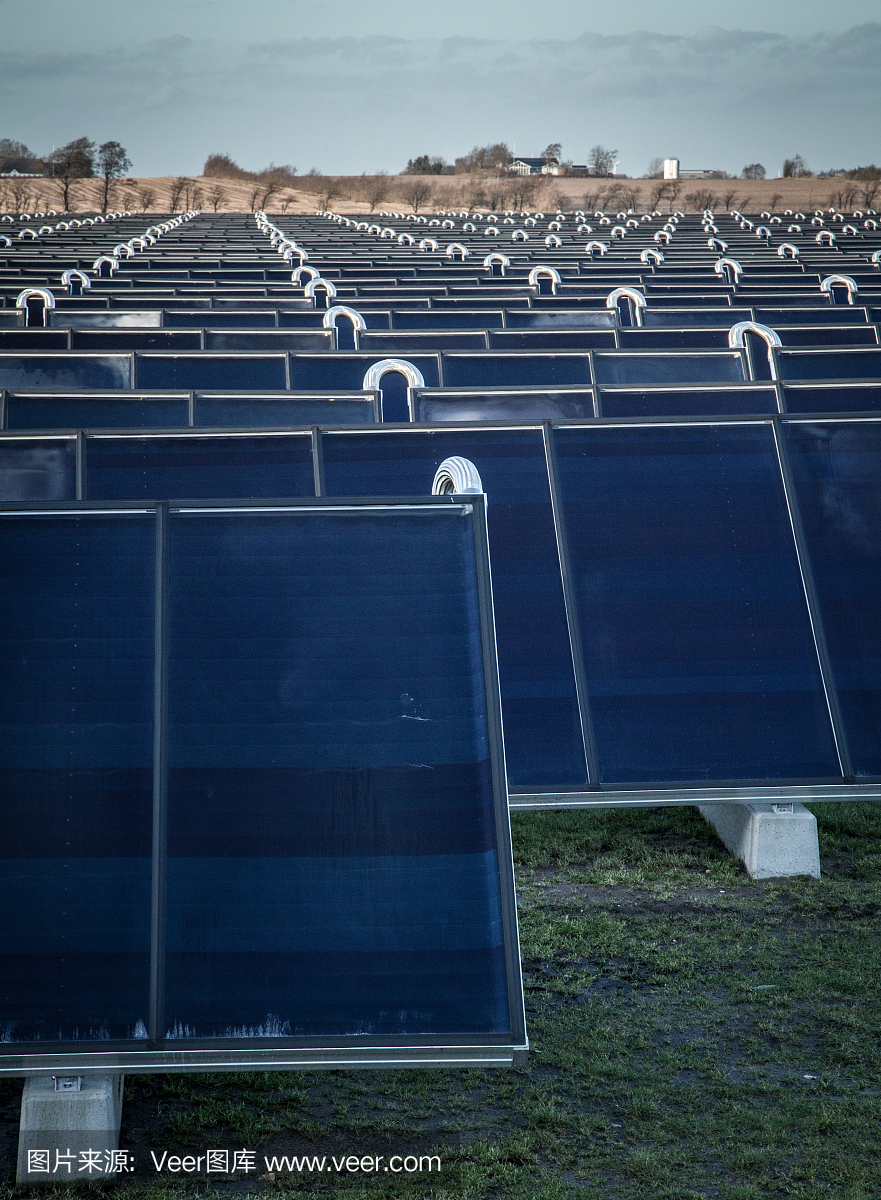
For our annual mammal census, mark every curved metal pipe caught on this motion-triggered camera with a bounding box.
[432,456,484,495]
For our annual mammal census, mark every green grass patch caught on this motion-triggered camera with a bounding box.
[1,803,879,1198]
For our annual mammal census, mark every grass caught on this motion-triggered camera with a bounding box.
[1,802,879,1198]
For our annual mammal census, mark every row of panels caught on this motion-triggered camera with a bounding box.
[5,381,881,431]
[3,417,880,791]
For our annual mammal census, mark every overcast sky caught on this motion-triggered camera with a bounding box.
[2,0,879,178]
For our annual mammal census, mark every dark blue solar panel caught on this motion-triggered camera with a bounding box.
[321,429,587,789]
[415,391,595,423]
[0,439,76,500]
[553,424,841,784]
[442,354,592,388]
[777,350,881,381]
[136,355,287,390]
[86,434,315,500]
[7,396,189,430]
[0,356,131,390]
[599,388,777,419]
[164,507,512,1037]
[0,515,154,1040]
[783,385,881,414]
[195,396,377,426]
[593,353,745,386]
[783,420,881,775]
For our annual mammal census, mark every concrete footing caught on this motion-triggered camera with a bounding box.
[698,802,821,879]
[17,1074,124,1183]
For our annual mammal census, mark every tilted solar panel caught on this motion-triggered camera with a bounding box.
[0,496,526,1073]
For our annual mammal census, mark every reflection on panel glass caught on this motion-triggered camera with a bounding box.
[86,434,315,500]
[783,420,881,775]
[0,356,131,390]
[321,429,587,788]
[415,392,594,423]
[554,424,840,784]
[165,508,511,1038]
[0,439,77,500]
[593,353,744,386]
[0,515,154,1040]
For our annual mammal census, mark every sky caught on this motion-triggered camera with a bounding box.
[1,0,879,178]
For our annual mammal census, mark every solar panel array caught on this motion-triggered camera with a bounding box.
[1,201,880,1067]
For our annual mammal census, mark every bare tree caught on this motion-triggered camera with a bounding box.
[363,172,391,213]
[767,192,782,212]
[507,175,538,210]
[648,180,670,209]
[645,157,664,178]
[833,182,858,210]
[400,178,434,213]
[47,137,95,210]
[687,188,720,212]
[318,179,340,210]
[588,145,617,176]
[207,183,227,212]
[137,187,156,211]
[742,163,766,180]
[96,141,132,212]
[860,178,880,208]
[722,188,737,208]
[249,185,262,212]
[169,176,190,212]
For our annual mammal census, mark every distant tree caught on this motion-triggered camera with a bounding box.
[47,137,95,210]
[588,145,616,176]
[203,153,250,180]
[363,171,391,212]
[722,188,737,208]
[169,176,190,212]
[782,154,810,178]
[541,143,562,167]
[0,138,41,174]
[645,157,664,178]
[404,155,446,175]
[137,186,155,211]
[506,175,538,209]
[742,163,766,180]
[767,192,782,211]
[455,142,510,174]
[649,180,670,209]
[96,141,131,212]
[401,178,435,212]
[207,183,227,212]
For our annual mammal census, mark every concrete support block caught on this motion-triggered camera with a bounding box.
[698,802,820,879]
[17,1074,124,1183]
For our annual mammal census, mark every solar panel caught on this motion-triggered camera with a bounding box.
[0,496,525,1073]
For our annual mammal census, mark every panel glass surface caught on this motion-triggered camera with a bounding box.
[0,438,76,500]
[783,420,881,775]
[195,397,376,427]
[85,434,315,500]
[321,429,587,788]
[136,356,287,390]
[783,385,881,414]
[7,396,189,430]
[553,424,840,784]
[593,353,744,386]
[0,356,131,390]
[164,507,512,1038]
[0,515,154,1040]
[599,388,777,418]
